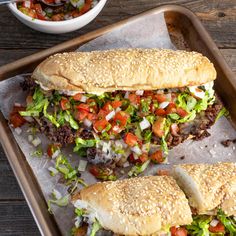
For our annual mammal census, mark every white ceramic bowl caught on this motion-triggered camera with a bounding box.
[8,0,107,34]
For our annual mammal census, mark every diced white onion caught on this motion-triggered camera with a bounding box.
[123,162,130,167]
[165,93,172,101]
[14,127,22,135]
[75,216,82,228]
[124,91,130,99]
[83,118,92,127]
[102,141,111,154]
[80,95,88,103]
[156,89,164,94]
[189,86,205,99]
[73,199,88,209]
[32,137,41,147]
[133,153,139,160]
[115,107,121,113]
[139,117,151,131]
[210,219,219,227]
[24,116,34,122]
[51,149,61,159]
[24,1,31,8]
[159,101,169,109]
[52,189,62,200]
[28,135,33,142]
[78,160,88,172]
[135,90,144,96]
[14,102,21,107]
[48,166,58,175]
[131,145,142,155]
[106,110,115,121]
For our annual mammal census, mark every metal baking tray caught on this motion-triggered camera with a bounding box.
[0,5,235,236]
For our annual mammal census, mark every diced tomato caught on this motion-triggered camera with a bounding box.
[9,106,26,128]
[170,226,187,236]
[165,103,177,115]
[34,3,42,13]
[152,117,166,138]
[89,166,99,177]
[87,99,98,113]
[177,107,188,117]
[75,110,88,121]
[209,222,225,233]
[124,133,139,147]
[157,169,170,176]
[51,13,64,21]
[97,109,109,119]
[43,0,54,3]
[37,13,46,20]
[87,113,97,121]
[71,10,80,18]
[60,98,70,110]
[76,103,90,112]
[155,108,166,116]
[102,102,113,112]
[170,123,179,136]
[47,144,60,158]
[111,100,122,109]
[139,153,149,163]
[154,94,166,103]
[79,2,91,14]
[144,91,154,96]
[113,111,129,127]
[72,93,82,101]
[150,150,164,163]
[93,118,110,132]
[128,93,140,105]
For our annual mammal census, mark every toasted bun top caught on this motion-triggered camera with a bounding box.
[173,162,236,215]
[72,175,192,235]
[32,48,216,94]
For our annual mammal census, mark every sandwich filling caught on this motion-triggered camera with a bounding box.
[11,78,224,178]
[72,202,236,236]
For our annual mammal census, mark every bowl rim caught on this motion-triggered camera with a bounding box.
[8,0,106,25]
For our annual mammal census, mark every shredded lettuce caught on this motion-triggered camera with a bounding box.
[90,220,102,236]
[43,99,60,127]
[75,208,85,217]
[186,215,211,236]
[31,147,43,157]
[143,129,152,142]
[215,108,229,123]
[48,194,69,213]
[217,209,236,235]
[161,137,168,154]
[73,138,97,153]
[128,160,150,177]
[64,110,79,130]
[146,115,155,124]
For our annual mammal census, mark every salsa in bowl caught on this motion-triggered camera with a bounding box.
[17,0,99,21]
[8,0,107,33]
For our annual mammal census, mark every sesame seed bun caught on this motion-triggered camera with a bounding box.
[72,176,192,235]
[32,48,216,94]
[172,162,236,216]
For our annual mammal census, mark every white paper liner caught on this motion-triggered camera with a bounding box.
[0,12,236,236]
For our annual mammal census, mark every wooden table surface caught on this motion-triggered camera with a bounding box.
[0,0,236,235]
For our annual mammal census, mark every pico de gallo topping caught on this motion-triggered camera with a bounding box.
[17,0,98,21]
[12,78,225,178]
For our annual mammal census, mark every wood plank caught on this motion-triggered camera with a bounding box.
[0,0,235,49]
[0,201,40,236]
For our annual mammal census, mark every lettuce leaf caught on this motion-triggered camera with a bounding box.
[90,220,102,236]
[128,160,150,177]
[215,108,229,123]
[73,138,97,153]
[217,209,236,235]
[64,110,79,130]
[43,99,60,127]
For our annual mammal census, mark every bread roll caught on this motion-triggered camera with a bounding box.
[32,48,216,95]
[72,175,192,236]
[172,162,236,215]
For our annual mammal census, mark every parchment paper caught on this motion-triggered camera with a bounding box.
[0,13,236,236]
